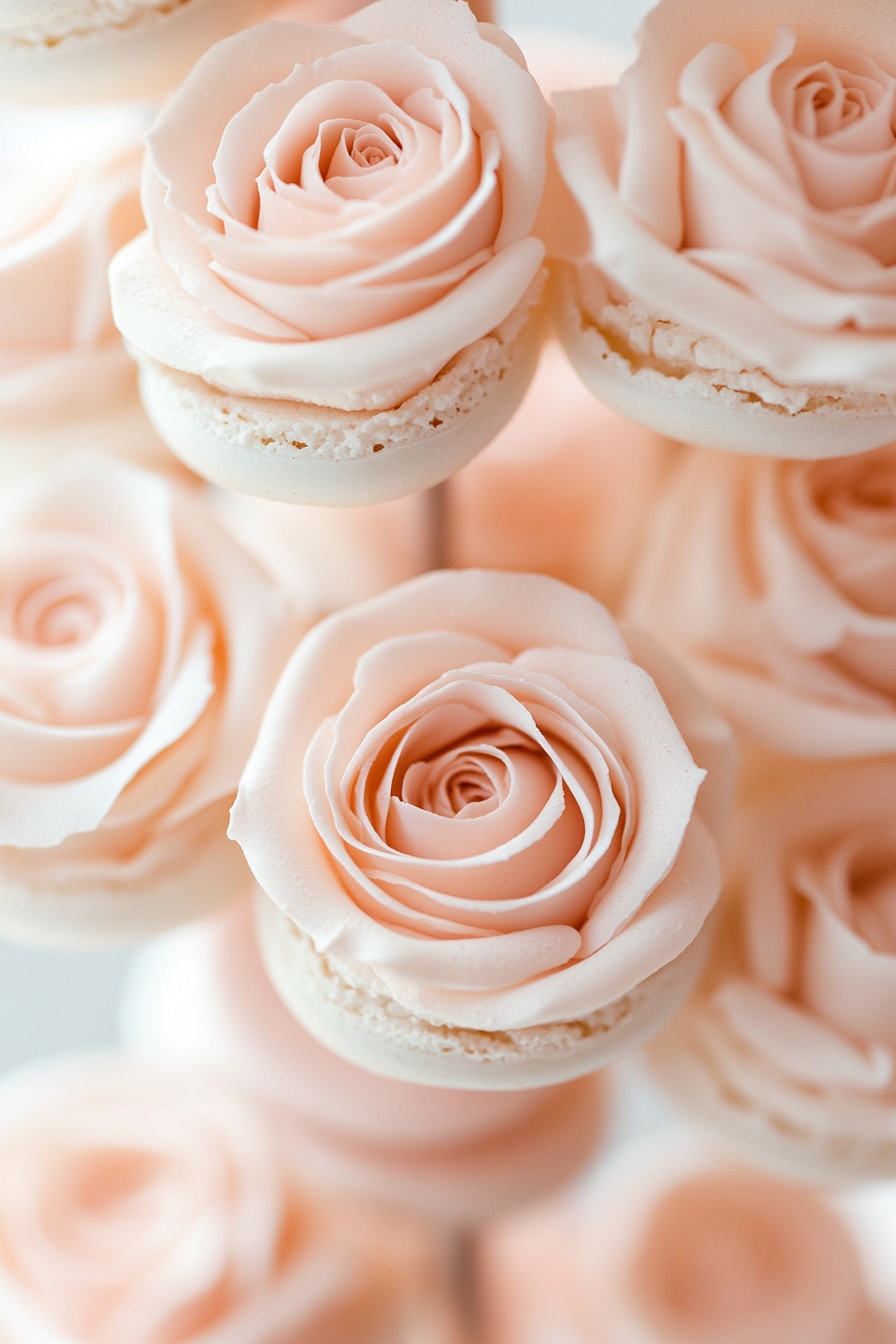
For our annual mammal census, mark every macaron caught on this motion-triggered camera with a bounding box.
[108,2,552,506]
[131,283,545,507]
[0,0,274,104]
[648,761,896,1183]
[552,261,896,461]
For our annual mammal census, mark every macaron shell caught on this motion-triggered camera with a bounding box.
[0,0,273,104]
[255,888,716,1091]
[134,302,544,506]
[554,264,896,461]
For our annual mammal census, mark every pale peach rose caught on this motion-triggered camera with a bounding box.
[231,570,734,1032]
[649,762,896,1181]
[0,102,150,432]
[111,0,549,412]
[450,341,677,611]
[481,1137,884,1344]
[0,1056,460,1344]
[627,442,896,758]
[552,0,896,397]
[0,459,298,943]
[713,762,896,1099]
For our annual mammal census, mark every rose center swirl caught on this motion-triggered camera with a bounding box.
[1,561,121,651]
[804,449,896,532]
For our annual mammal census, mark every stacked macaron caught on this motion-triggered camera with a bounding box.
[5,1,896,1340]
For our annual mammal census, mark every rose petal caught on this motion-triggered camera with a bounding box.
[714,977,895,1090]
[145,22,364,231]
[0,624,214,849]
[111,230,544,409]
[516,648,705,953]
[344,0,549,248]
[553,84,896,393]
[377,812,719,1027]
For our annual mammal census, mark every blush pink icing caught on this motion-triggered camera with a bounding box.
[711,761,896,1098]
[627,443,896,758]
[0,1056,461,1344]
[0,102,150,427]
[481,1138,880,1344]
[110,0,549,412]
[122,898,608,1225]
[551,0,896,395]
[0,459,298,915]
[230,570,735,1032]
[450,341,677,611]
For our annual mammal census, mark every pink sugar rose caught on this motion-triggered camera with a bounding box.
[482,1139,877,1344]
[111,0,549,412]
[0,103,148,426]
[231,571,734,1032]
[627,443,896,758]
[552,0,896,397]
[712,761,896,1100]
[0,459,299,943]
[0,1057,460,1344]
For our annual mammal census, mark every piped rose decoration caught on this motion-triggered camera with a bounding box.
[483,1139,874,1344]
[231,571,733,1031]
[0,459,298,941]
[0,1058,455,1344]
[551,0,896,395]
[626,442,896,758]
[710,762,896,1099]
[0,102,148,424]
[110,0,549,411]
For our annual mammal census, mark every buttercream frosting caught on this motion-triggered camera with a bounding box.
[0,1055,462,1343]
[0,101,151,432]
[650,760,896,1179]
[481,1135,886,1344]
[0,459,298,939]
[551,0,896,400]
[627,442,896,757]
[230,569,735,1034]
[110,0,549,412]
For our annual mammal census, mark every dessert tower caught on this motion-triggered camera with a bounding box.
[1,0,896,1338]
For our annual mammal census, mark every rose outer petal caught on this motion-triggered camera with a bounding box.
[111,230,544,410]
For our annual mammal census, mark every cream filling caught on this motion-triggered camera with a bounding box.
[278,917,658,1066]
[138,268,546,463]
[576,266,896,419]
